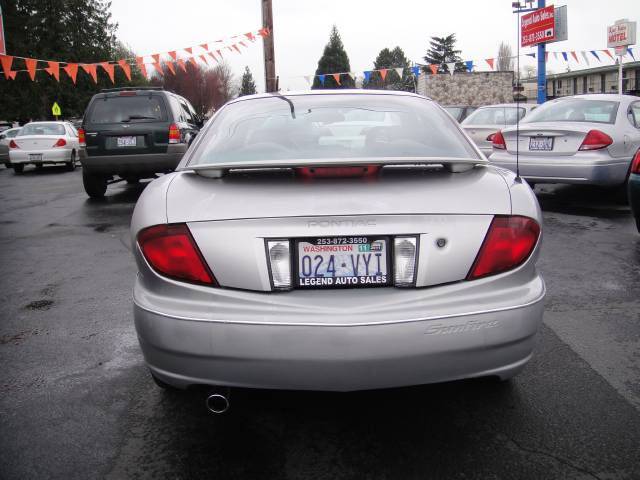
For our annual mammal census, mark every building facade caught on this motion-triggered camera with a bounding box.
[416,71,514,106]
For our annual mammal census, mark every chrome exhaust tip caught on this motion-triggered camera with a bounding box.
[205,390,230,414]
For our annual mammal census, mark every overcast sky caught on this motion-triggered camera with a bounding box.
[110,0,637,92]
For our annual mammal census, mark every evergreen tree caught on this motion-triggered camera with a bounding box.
[423,34,465,74]
[239,66,257,96]
[364,46,414,91]
[312,25,354,89]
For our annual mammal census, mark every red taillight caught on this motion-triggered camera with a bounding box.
[492,130,506,150]
[578,130,613,151]
[169,124,180,144]
[295,165,380,179]
[9,139,18,149]
[137,224,215,285]
[631,150,640,174]
[78,128,86,147]
[468,216,540,280]
[53,138,66,147]
[486,133,496,142]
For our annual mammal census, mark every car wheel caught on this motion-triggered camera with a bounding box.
[82,170,107,198]
[66,151,77,171]
[13,164,24,174]
[35,163,43,170]
[150,371,178,390]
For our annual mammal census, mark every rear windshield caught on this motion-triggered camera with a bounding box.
[19,123,65,136]
[462,107,526,126]
[444,107,464,121]
[523,99,618,124]
[87,95,167,124]
[188,94,478,166]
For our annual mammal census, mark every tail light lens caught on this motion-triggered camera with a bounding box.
[78,128,86,147]
[9,140,19,149]
[630,149,640,174]
[169,124,181,144]
[137,224,215,285]
[266,240,292,290]
[468,216,540,280]
[492,131,506,149]
[295,165,380,178]
[578,130,613,151]
[53,138,67,147]
[394,236,418,287]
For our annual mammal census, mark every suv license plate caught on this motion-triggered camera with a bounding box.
[296,237,390,289]
[117,136,136,147]
[529,137,553,151]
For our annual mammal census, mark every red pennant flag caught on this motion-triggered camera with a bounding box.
[165,61,176,75]
[81,63,98,83]
[25,58,38,80]
[485,58,495,70]
[232,44,241,54]
[429,64,438,75]
[199,54,208,65]
[168,51,177,61]
[117,60,131,81]
[100,62,115,83]
[332,73,341,85]
[200,43,209,51]
[602,49,614,59]
[63,63,79,84]
[184,47,193,55]
[135,57,148,78]
[151,53,160,65]
[379,69,388,81]
[152,62,164,76]
[177,59,187,72]
[45,61,60,81]
[208,52,218,63]
[0,54,14,79]
[570,51,579,62]
[8,71,17,80]
[245,32,255,42]
[258,28,269,37]
[188,57,198,69]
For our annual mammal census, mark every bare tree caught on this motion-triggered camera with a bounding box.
[497,42,515,72]
[522,64,536,79]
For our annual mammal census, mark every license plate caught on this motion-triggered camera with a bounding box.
[29,154,42,161]
[529,137,553,151]
[117,136,136,147]
[296,237,390,289]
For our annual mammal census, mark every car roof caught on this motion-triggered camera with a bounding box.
[475,103,535,109]
[227,89,432,105]
[550,93,636,102]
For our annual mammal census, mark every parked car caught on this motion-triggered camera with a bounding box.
[0,121,13,132]
[490,95,640,192]
[443,105,478,123]
[131,90,544,408]
[8,121,79,173]
[0,127,21,167]
[79,87,203,198]
[628,149,640,232]
[461,103,537,157]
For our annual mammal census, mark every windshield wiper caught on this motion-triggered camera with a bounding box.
[121,115,156,122]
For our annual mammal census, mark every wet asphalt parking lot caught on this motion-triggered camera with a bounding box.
[0,164,639,480]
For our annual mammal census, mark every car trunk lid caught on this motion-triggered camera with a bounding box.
[13,135,63,151]
[501,122,606,156]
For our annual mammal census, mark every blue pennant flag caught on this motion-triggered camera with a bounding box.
[464,60,474,72]
[411,66,421,76]
[628,48,635,60]
[525,53,536,59]
[590,50,600,61]
[561,52,568,61]
[363,71,372,83]
[318,74,325,86]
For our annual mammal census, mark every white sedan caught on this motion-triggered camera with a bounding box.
[8,121,80,173]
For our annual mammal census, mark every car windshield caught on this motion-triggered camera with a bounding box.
[87,95,167,124]
[462,106,526,126]
[187,94,478,166]
[18,123,65,136]
[523,98,619,124]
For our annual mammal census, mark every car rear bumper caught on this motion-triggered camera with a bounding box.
[490,150,630,186]
[629,173,640,223]
[9,149,71,164]
[133,272,545,391]
[79,144,186,176]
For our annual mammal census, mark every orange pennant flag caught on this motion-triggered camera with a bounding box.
[602,49,614,59]
[379,69,388,81]
[135,57,148,78]
[570,51,579,62]
[25,58,38,80]
[239,41,247,48]
[8,71,17,80]
[485,58,495,70]
[168,51,177,61]
[151,54,160,65]
[184,47,193,55]
[152,62,164,76]
[63,63,79,84]
[232,44,241,54]
[208,52,218,63]
[332,73,341,85]
[165,61,176,75]
[188,57,198,69]
[200,43,209,51]
[45,61,60,81]
[117,59,131,81]
[199,54,208,65]
[245,32,255,42]
[81,63,98,83]
[216,49,223,59]
[258,28,270,37]
[0,54,14,79]
[429,64,439,75]
[100,62,115,83]
[177,59,187,72]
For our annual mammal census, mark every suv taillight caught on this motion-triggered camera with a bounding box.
[9,140,18,149]
[630,149,640,174]
[492,131,506,150]
[78,128,86,147]
[169,124,180,144]
[467,216,540,280]
[578,130,613,151]
[53,138,66,147]
[137,224,215,285]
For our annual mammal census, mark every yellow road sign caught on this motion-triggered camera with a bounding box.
[52,102,61,117]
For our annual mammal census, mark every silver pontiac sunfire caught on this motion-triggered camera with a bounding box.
[131,90,545,394]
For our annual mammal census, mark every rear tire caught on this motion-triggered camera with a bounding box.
[83,170,107,198]
[66,151,76,171]
[13,164,24,174]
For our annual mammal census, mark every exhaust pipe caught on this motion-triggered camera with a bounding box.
[205,388,230,414]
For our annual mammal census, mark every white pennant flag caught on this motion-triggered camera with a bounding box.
[446,62,456,75]
[553,52,559,61]
[304,75,313,85]
[394,67,404,77]
[581,51,590,66]
[347,71,356,80]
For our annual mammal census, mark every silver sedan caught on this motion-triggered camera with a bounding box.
[490,94,640,188]
[131,90,544,399]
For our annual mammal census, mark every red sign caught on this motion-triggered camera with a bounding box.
[521,5,556,48]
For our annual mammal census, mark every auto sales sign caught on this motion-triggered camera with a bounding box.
[521,5,556,48]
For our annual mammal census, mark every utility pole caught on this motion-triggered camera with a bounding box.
[261,0,277,92]
[537,0,546,104]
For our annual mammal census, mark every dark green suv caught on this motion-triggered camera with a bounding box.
[79,87,203,198]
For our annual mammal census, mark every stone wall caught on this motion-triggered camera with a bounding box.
[417,71,514,106]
